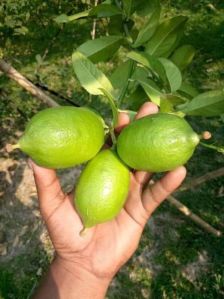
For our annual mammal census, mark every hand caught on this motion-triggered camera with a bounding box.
[32,103,186,299]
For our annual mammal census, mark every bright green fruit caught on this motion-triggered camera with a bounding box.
[17,106,105,168]
[117,113,200,172]
[75,150,130,228]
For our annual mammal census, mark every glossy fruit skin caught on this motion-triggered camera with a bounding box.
[75,150,130,228]
[18,106,105,169]
[117,113,200,172]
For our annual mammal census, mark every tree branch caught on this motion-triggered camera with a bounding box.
[91,0,98,40]
[178,167,224,192]
[167,195,222,237]
[0,59,59,107]
[35,82,80,107]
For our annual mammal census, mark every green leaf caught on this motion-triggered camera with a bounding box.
[133,1,161,47]
[160,94,188,113]
[72,51,113,95]
[108,15,123,35]
[54,4,121,23]
[127,51,151,67]
[171,45,196,71]
[77,36,123,63]
[160,97,175,113]
[35,54,42,64]
[122,0,134,17]
[90,4,122,17]
[161,26,187,58]
[182,90,224,116]
[100,88,119,127]
[54,14,69,23]
[127,51,168,86]
[110,60,133,90]
[14,26,29,35]
[159,58,182,92]
[124,86,148,110]
[138,79,162,105]
[135,0,159,16]
[178,82,199,99]
[132,66,149,82]
[54,10,90,23]
[122,0,158,17]
[145,16,188,57]
[110,60,135,101]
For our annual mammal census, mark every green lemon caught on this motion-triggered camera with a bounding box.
[75,150,130,228]
[17,106,105,168]
[117,113,200,172]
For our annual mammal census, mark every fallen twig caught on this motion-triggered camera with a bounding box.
[167,195,222,237]
[0,59,59,107]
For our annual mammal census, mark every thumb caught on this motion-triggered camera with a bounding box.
[29,160,65,220]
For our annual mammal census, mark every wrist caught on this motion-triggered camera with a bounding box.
[33,255,111,299]
[54,255,112,289]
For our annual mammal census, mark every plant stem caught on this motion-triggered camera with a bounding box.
[110,127,117,146]
[88,0,98,104]
[91,0,98,40]
[114,0,133,43]
[114,0,122,10]
[200,142,224,154]
[6,143,20,153]
[123,22,133,43]
[118,60,135,107]
[99,88,119,128]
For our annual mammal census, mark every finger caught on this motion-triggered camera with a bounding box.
[29,160,65,220]
[135,102,159,120]
[134,171,152,187]
[115,112,130,133]
[119,172,152,229]
[142,166,186,217]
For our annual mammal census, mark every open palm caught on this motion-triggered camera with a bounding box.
[31,103,186,280]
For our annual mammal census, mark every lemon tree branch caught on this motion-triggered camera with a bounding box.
[0,58,59,107]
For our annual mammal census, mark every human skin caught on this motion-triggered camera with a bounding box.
[32,103,186,299]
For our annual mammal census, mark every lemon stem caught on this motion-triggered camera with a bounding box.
[110,127,117,146]
[12,144,20,149]
[79,227,88,237]
[6,143,20,152]
[200,142,224,154]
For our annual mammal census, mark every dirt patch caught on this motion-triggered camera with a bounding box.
[0,149,82,263]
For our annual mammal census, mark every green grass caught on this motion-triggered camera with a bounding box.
[0,250,50,299]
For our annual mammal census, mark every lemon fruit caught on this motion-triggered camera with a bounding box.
[75,150,130,228]
[117,113,200,172]
[16,106,105,168]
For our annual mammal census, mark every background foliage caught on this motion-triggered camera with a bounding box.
[0,1,224,298]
